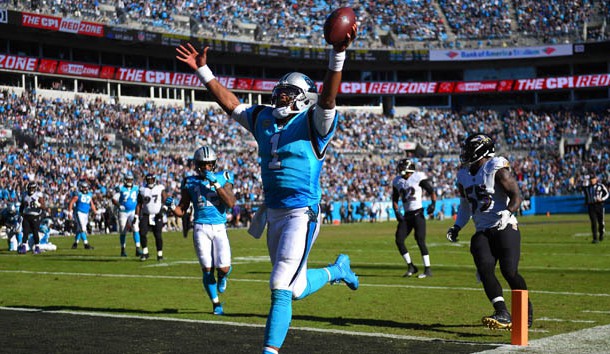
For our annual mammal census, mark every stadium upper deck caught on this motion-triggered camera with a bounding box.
[4,0,609,49]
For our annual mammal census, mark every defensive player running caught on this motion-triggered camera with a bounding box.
[176,22,358,354]
[136,174,169,261]
[68,180,96,250]
[167,146,236,315]
[392,159,437,278]
[112,172,142,257]
[446,134,533,330]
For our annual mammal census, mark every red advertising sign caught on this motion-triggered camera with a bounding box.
[57,61,101,77]
[0,54,38,71]
[2,55,610,95]
[21,12,103,37]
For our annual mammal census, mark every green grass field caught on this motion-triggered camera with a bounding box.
[1,214,608,345]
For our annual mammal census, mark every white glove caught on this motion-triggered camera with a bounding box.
[497,210,513,230]
[119,205,126,211]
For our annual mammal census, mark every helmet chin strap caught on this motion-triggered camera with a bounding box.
[272,106,293,119]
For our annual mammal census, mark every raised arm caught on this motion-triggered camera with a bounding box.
[176,43,241,115]
[318,24,357,109]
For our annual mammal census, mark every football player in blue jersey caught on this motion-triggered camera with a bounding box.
[112,172,142,257]
[177,22,358,354]
[68,180,96,250]
[1,203,22,251]
[167,146,237,316]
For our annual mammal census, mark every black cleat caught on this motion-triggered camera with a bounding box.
[84,244,94,250]
[121,251,127,257]
[140,254,149,262]
[482,310,512,330]
[528,303,534,328]
[136,247,142,257]
[71,243,78,249]
[418,268,432,278]
[157,256,164,262]
[403,263,418,277]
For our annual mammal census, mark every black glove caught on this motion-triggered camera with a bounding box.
[446,225,461,242]
[426,203,435,215]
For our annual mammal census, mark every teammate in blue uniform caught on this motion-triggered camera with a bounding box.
[168,146,237,315]
[176,22,358,354]
[112,172,142,257]
[68,180,96,249]
[1,203,22,251]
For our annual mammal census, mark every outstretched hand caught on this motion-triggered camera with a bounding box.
[333,23,358,52]
[176,43,208,71]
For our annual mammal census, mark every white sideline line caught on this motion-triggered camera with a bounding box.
[536,317,596,323]
[0,306,490,346]
[474,324,610,353]
[2,269,609,297]
[583,310,610,314]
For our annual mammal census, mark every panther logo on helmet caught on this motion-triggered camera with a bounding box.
[193,146,217,176]
[460,134,495,165]
[397,159,416,177]
[271,72,318,118]
[124,172,134,187]
[78,180,89,193]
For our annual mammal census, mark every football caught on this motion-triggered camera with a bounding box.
[323,7,357,45]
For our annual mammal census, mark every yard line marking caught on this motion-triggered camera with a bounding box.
[536,317,596,323]
[2,270,609,297]
[0,306,493,345]
[582,310,610,314]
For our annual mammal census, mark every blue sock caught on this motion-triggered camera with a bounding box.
[328,264,343,282]
[81,232,88,242]
[120,234,126,247]
[264,289,292,349]
[294,268,330,300]
[133,232,140,244]
[203,272,218,302]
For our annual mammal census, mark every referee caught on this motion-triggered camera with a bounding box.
[583,175,609,243]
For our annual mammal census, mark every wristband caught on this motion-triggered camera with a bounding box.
[213,182,222,189]
[196,65,216,84]
[328,49,345,72]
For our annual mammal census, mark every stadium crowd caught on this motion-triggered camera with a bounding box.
[9,0,608,47]
[1,89,609,223]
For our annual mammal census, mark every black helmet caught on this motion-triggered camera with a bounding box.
[397,159,416,176]
[460,134,495,165]
[145,174,156,187]
[27,181,38,195]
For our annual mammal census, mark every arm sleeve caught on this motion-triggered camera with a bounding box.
[455,197,472,229]
[230,103,252,131]
[312,105,337,136]
[419,179,434,195]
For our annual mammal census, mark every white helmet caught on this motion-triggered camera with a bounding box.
[193,146,217,175]
[271,72,318,117]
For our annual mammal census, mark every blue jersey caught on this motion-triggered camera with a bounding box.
[74,191,93,213]
[242,106,337,208]
[116,185,139,212]
[182,171,234,225]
